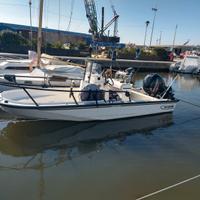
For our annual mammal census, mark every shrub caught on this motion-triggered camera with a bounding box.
[118,47,169,61]
[153,48,169,61]
[0,30,30,48]
[118,47,136,59]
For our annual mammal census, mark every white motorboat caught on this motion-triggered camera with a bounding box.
[0,62,178,121]
[170,55,200,75]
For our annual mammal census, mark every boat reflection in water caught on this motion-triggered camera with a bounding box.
[0,114,173,168]
[0,99,174,200]
[175,74,200,90]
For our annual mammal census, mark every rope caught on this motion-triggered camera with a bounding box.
[136,174,200,200]
[180,99,200,109]
[67,0,75,31]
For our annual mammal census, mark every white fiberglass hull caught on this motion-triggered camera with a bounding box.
[170,56,200,74]
[0,101,177,121]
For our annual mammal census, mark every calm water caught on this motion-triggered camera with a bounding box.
[0,73,200,200]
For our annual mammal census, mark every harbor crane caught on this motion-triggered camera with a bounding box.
[84,0,120,45]
[110,0,119,37]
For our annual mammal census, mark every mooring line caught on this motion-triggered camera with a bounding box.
[136,174,200,200]
[180,99,200,109]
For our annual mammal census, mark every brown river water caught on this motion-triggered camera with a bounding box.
[0,73,199,200]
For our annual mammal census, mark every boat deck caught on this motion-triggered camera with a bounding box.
[0,85,159,107]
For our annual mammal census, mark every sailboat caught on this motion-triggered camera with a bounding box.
[0,0,85,91]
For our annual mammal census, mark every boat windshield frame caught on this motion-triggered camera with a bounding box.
[83,61,102,83]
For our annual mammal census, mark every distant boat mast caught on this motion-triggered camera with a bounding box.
[29,0,33,49]
[37,0,44,67]
[172,24,178,50]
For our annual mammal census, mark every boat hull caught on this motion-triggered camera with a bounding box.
[0,101,177,121]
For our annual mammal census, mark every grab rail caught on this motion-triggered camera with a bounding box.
[0,75,81,89]
[0,81,132,108]
[0,81,129,93]
[0,74,82,80]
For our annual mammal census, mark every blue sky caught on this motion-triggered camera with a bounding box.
[0,0,199,45]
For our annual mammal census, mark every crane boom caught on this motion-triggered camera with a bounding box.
[84,0,120,47]
[102,15,119,34]
[83,0,99,37]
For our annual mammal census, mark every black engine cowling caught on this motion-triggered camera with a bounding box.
[143,74,174,99]
[80,84,105,101]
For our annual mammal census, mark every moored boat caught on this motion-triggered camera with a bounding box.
[0,50,85,92]
[0,62,178,121]
[0,65,84,91]
[170,55,200,75]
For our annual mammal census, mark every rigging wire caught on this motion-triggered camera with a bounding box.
[44,0,50,53]
[0,2,28,7]
[0,2,69,19]
[45,0,50,28]
[67,0,75,31]
[58,0,61,31]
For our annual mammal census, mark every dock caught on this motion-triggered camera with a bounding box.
[61,57,172,72]
[0,53,173,72]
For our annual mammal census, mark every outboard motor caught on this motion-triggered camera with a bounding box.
[80,84,105,101]
[143,74,174,100]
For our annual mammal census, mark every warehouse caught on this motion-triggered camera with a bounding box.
[0,22,92,45]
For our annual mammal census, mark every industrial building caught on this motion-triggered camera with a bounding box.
[0,22,92,45]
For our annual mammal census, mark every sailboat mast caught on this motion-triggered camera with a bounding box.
[37,0,44,67]
[29,0,33,49]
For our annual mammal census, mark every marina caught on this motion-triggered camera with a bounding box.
[0,72,199,200]
[0,0,199,199]
[0,53,173,72]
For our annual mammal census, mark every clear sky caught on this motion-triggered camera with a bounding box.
[0,0,199,45]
